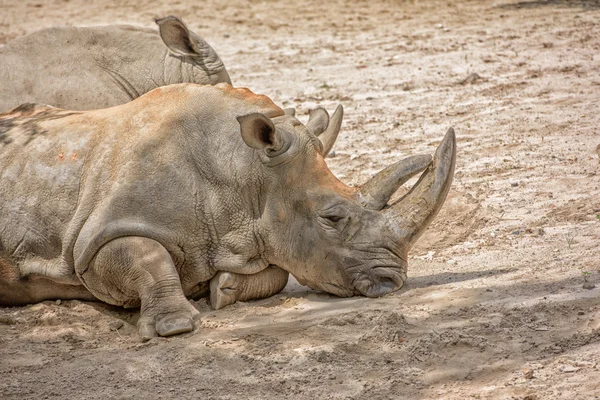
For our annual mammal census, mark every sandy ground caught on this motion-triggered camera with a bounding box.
[1,0,600,399]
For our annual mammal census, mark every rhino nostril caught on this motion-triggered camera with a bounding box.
[354,268,406,298]
[377,276,397,290]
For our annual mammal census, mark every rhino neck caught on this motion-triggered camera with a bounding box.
[186,138,270,278]
[163,50,231,87]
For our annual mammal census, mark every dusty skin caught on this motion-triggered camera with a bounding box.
[1,0,599,399]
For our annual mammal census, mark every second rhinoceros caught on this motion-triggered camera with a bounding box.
[0,16,231,112]
[0,83,455,339]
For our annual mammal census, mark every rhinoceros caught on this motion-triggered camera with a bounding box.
[0,83,455,339]
[0,16,231,112]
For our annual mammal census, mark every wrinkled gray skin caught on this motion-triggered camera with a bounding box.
[0,16,231,112]
[0,83,455,340]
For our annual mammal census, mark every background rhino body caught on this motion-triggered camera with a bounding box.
[0,17,231,112]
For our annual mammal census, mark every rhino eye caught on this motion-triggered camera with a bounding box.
[325,215,344,224]
[318,205,349,229]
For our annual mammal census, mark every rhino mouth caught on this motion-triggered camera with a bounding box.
[293,275,355,297]
[352,267,407,298]
[317,282,356,297]
[298,266,406,298]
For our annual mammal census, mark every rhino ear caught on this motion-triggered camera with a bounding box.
[156,16,209,57]
[238,113,282,151]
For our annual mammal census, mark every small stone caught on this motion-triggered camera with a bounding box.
[328,150,336,158]
[55,299,62,306]
[583,282,596,290]
[108,320,124,331]
[486,288,493,292]
[463,73,481,84]
[510,181,519,187]
[561,365,580,373]
[522,368,534,379]
[0,316,16,325]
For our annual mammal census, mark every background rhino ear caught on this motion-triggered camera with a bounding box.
[238,113,281,151]
[156,16,209,57]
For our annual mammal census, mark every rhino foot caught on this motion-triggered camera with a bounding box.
[210,272,239,310]
[138,302,201,341]
[209,267,289,310]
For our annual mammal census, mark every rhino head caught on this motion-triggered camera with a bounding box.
[237,105,455,298]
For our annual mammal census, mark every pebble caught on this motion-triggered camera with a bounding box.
[0,316,16,325]
[108,320,124,331]
[463,73,481,84]
[522,368,534,379]
[582,282,596,290]
[561,365,580,373]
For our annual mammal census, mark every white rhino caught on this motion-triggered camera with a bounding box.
[0,16,231,111]
[0,83,455,340]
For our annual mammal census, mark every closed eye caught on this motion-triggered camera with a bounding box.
[325,215,344,223]
[318,204,350,230]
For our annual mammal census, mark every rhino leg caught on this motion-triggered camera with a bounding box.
[0,276,97,306]
[210,266,289,310]
[80,236,199,340]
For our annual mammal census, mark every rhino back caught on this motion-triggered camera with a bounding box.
[0,25,228,112]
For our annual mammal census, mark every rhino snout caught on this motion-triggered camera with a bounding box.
[352,267,407,298]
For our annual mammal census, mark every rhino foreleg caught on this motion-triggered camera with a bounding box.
[210,266,289,310]
[79,236,200,340]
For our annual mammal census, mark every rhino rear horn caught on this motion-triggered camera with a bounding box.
[359,154,432,211]
[306,107,329,136]
[384,128,456,248]
[306,105,343,157]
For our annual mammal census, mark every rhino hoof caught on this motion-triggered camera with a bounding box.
[155,312,195,337]
[138,317,158,341]
[210,272,239,310]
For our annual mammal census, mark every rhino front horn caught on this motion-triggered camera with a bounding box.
[306,105,343,157]
[384,127,456,248]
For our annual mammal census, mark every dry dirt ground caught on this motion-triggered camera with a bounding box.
[1,0,600,399]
